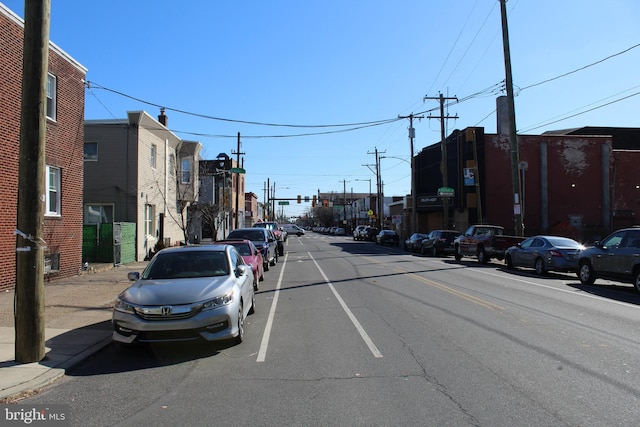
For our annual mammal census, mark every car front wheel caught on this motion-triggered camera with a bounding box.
[634,269,640,293]
[578,262,596,285]
[505,254,514,269]
[234,302,244,345]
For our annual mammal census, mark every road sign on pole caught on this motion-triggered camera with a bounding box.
[437,187,455,197]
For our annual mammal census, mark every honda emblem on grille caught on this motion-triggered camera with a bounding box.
[161,306,172,316]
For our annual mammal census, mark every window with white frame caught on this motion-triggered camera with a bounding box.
[150,144,157,168]
[145,204,156,237]
[45,165,61,216]
[84,142,98,161]
[46,73,57,121]
[181,158,191,184]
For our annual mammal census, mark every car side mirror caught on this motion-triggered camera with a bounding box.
[128,272,140,281]
[235,264,248,277]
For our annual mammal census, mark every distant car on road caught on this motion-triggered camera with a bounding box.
[363,226,379,242]
[505,235,584,275]
[281,224,305,236]
[334,227,346,236]
[376,230,399,246]
[577,227,640,291]
[112,244,255,347]
[404,233,428,252]
[421,230,461,256]
[353,225,367,240]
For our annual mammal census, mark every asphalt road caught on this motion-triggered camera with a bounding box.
[23,233,640,426]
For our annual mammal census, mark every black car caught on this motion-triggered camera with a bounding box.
[226,228,277,271]
[376,230,399,246]
[363,226,379,242]
[404,233,428,252]
[253,221,286,255]
[577,227,640,291]
[421,230,461,256]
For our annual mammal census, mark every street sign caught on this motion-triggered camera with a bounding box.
[229,167,245,174]
[437,187,455,197]
[278,201,289,205]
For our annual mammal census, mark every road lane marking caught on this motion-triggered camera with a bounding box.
[308,252,384,358]
[257,253,288,362]
[361,256,504,312]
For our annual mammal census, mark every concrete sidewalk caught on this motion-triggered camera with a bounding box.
[0,261,148,402]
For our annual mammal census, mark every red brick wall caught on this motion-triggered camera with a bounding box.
[484,134,612,236]
[0,8,86,290]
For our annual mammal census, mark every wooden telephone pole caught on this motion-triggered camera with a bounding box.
[15,0,50,363]
[500,0,524,236]
[425,94,458,230]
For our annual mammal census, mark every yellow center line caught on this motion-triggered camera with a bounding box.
[362,256,503,311]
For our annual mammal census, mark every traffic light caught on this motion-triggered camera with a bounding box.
[297,195,301,204]
[323,199,329,208]
[312,195,317,207]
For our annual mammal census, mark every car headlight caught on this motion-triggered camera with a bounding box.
[202,293,234,311]
[114,297,135,314]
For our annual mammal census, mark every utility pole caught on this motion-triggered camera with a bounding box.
[15,0,50,363]
[340,179,350,225]
[231,132,245,229]
[367,148,386,230]
[425,93,458,230]
[398,113,424,235]
[499,0,524,236]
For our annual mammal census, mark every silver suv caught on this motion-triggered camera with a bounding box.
[578,227,640,291]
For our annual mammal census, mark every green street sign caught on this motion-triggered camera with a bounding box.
[278,201,289,205]
[437,187,455,197]
[229,167,245,174]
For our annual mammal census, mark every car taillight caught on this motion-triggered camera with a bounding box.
[549,250,563,257]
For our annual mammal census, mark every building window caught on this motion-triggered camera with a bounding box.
[45,165,61,216]
[84,205,113,224]
[46,73,56,121]
[181,158,191,184]
[84,142,98,161]
[150,144,157,168]
[145,204,156,237]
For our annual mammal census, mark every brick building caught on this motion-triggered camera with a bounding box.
[0,4,87,290]
[414,123,640,242]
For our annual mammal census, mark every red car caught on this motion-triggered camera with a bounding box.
[217,239,264,290]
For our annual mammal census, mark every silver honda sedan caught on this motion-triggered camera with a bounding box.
[112,244,255,346]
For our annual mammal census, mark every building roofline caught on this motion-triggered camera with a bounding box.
[0,2,88,75]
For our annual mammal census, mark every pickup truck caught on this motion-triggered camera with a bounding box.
[454,225,526,264]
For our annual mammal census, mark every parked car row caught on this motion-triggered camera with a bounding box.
[313,226,347,235]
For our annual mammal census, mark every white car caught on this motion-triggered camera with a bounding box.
[112,244,255,347]
[281,224,305,236]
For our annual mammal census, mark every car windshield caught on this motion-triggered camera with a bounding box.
[228,229,266,241]
[143,250,230,279]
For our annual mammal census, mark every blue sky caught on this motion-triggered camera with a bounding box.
[5,0,640,218]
